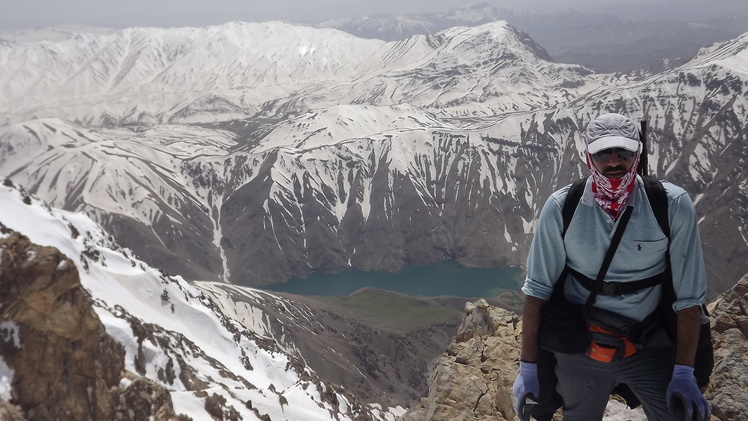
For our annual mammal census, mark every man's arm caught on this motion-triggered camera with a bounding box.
[667,305,711,419]
[514,294,546,417]
[675,305,702,366]
[520,295,547,362]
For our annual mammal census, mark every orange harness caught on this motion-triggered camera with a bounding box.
[588,324,638,363]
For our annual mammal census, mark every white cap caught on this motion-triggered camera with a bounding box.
[587,135,641,154]
[586,113,641,154]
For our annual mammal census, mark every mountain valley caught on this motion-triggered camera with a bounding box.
[2,19,746,295]
[1,9,748,420]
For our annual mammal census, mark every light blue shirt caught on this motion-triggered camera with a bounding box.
[522,176,707,321]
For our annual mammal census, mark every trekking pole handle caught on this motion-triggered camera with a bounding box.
[639,119,648,176]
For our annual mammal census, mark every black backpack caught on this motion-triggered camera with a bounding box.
[532,175,714,419]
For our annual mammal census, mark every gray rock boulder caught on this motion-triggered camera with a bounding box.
[706,274,748,420]
[402,299,521,420]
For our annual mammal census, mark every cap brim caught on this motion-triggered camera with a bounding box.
[587,136,640,154]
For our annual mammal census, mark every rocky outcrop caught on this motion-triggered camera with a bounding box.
[705,274,748,420]
[406,275,748,421]
[0,232,187,420]
[402,300,521,421]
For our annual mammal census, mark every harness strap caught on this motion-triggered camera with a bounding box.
[568,268,667,296]
[581,205,633,313]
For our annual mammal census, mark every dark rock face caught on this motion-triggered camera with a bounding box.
[220,94,747,295]
[0,232,124,419]
[220,133,552,287]
[105,210,223,283]
[0,232,185,420]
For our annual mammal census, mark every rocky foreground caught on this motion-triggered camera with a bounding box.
[1,224,745,420]
[403,275,748,420]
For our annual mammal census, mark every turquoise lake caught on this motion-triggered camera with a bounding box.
[260,261,524,298]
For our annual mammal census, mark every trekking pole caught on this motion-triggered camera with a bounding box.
[638,119,648,176]
[518,393,539,421]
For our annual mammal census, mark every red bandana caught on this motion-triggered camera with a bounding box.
[586,149,641,219]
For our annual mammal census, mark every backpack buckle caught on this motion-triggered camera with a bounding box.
[601,282,624,295]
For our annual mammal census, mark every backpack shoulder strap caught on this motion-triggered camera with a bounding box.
[562,177,588,237]
[551,177,588,302]
[641,175,669,238]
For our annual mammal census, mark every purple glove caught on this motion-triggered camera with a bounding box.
[666,364,711,421]
[513,361,539,421]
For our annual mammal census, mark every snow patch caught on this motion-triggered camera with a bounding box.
[0,321,21,349]
[0,357,13,400]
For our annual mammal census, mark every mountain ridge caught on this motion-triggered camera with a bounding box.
[315,3,748,73]
[0,20,600,127]
[1,20,746,297]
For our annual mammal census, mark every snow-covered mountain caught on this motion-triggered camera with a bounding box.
[0,178,403,420]
[2,15,748,420]
[316,3,748,73]
[0,20,746,296]
[315,3,503,41]
[0,20,599,126]
[0,21,386,126]
[0,20,600,284]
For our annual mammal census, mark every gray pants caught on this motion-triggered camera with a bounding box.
[554,336,685,420]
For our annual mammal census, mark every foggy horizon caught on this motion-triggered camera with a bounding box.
[2,0,748,32]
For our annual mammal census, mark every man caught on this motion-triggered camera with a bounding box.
[512,113,710,420]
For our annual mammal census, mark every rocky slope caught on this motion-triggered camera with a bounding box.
[0,179,397,421]
[402,300,521,420]
[404,274,748,420]
[0,232,186,420]
[194,282,464,407]
[1,177,745,420]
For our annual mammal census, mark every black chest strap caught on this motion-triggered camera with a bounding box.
[568,267,667,296]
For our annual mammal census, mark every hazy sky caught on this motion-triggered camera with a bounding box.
[2,0,747,31]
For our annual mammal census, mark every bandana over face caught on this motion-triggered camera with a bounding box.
[586,147,641,219]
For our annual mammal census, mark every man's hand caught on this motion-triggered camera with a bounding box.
[513,361,539,420]
[666,364,711,421]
